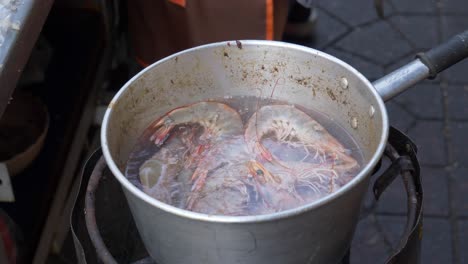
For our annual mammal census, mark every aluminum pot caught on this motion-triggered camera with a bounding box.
[101,31,468,264]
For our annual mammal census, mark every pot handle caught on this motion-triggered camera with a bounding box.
[372,30,468,101]
[372,127,423,264]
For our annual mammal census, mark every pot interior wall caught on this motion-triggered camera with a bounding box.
[104,41,385,173]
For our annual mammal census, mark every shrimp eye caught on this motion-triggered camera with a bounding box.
[256,169,264,176]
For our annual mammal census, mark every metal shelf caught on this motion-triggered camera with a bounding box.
[0,0,53,118]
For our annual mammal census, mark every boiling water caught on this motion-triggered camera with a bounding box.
[125,96,364,216]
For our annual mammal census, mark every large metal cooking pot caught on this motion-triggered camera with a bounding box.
[101,31,468,264]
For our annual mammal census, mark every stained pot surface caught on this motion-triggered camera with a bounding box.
[101,40,389,222]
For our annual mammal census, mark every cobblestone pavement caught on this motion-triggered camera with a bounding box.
[289,0,468,263]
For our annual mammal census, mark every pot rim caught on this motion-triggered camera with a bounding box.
[101,40,389,223]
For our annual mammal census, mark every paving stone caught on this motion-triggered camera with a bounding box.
[350,214,391,264]
[420,218,453,264]
[442,15,468,39]
[378,216,452,264]
[376,167,448,216]
[447,84,468,121]
[383,217,453,263]
[386,101,415,133]
[390,0,438,13]
[336,21,412,65]
[324,48,385,81]
[407,121,447,166]
[458,220,468,263]
[440,0,468,13]
[316,0,390,27]
[393,83,443,119]
[389,15,439,50]
[441,16,468,83]
[310,8,349,49]
[377,215,406,249]
[419,167,450,216]
[351,215,452,264]
[450,122,468,166]
[451,167,468,217]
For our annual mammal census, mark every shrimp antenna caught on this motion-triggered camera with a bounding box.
[269,77,284,103]
[254,77,285,156]
[254,88,264,145]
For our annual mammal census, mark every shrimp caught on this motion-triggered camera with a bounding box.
[138,133,195,207]
[188,161,252,215]
[247,160,302,212]
[145,101,245,197]
[246,157,360,212]
[244,104,360,203]
[148,101,243,146]
[185,136,254,215]
[140,159,184,204]
[244,104,359,170]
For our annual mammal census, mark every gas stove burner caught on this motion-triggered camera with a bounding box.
[70,127,422,264]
